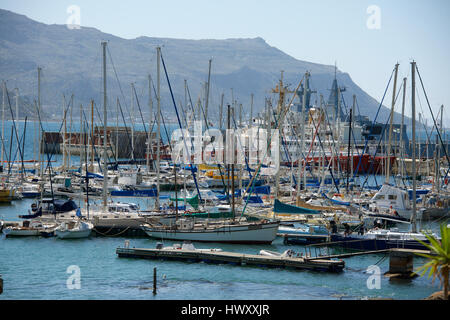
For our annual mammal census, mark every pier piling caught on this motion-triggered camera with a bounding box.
[153,267,157,295]
[384,249,418,280]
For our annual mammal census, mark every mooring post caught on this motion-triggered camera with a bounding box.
[385,249,417,279]
[153,267,157,295]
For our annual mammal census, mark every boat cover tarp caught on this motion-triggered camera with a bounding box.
[169,194,199,210]
[19,207,42,219]
[53,199,78,212]
[273,199,320,214]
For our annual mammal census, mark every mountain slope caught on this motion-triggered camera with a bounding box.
[0,8,396,123]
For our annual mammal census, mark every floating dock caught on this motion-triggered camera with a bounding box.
[115,247,345,273]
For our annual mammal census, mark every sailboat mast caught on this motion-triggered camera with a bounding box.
[156,46,161,211]
[63,95,67,172]
[205,59,212,127]
[146,75,152,173]
[68,95,73,169]
[131,82,135,161]
[386,63,399,184]
[411,61,417,233]
[37,67,42,177]
[15,88,19,122]
[174,164,178,219]
[80,104,83,170]
[230,105,235,221]
[302,72,308,190]
[90,100,94,172]
[347,97,353,192]
[219,93,224,130]
[102,41,108,209]
[250,93,254,126]
[80,104,84,177]
[400,77,407,178]
[115,98,119,162]
[437,105,443,192]
[1,81,5,168]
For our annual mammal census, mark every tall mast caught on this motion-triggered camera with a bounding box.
[156,46,161,211]
[337,86,341,183]
[411,61,417,233]
[68,95,73,169]
[386,63,399,183]
[90,100,94,172]
[205,59,212,127]
[80,103,84,178]
[250,93,254,127]
[347,96,354,192]
[219,93,224,130]
[131,82,135,161]
[302,72,309,190]
[400,77,407,178]
[102,41,108,210]
[1,81,5,168]
[437,105,443,192]
[37,67,42,177]
[80,104,83,171]
[63,95,67,171]
[15,88,19,121]
[115,98,119,162]
[229,104,235,221]
[146,75,152,173]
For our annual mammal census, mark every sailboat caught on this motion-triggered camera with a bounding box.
[2,220,58,237]
[141,218,279,244]
[55,215,93,239]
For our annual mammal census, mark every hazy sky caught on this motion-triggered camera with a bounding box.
[1,0,449,122]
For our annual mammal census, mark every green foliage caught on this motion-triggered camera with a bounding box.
[414,223,450,297]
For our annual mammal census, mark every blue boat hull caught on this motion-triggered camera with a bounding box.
[110,189,157,197]
[330,234,430,251]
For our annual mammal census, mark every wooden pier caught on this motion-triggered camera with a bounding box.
[115,247,345,273]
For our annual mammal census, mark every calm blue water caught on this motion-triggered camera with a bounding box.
[0,198,443,300]
[0,120,444,300]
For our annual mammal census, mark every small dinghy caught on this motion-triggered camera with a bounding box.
[259,249,297,258]
[156,241,223,252]
[55,220,93,239]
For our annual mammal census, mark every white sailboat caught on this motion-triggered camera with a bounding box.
[141,218,279,244]
[55,219,93,239]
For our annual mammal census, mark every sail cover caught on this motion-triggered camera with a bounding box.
[273,199,320,214]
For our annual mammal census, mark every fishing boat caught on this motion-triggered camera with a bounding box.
[368,184,413,219]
